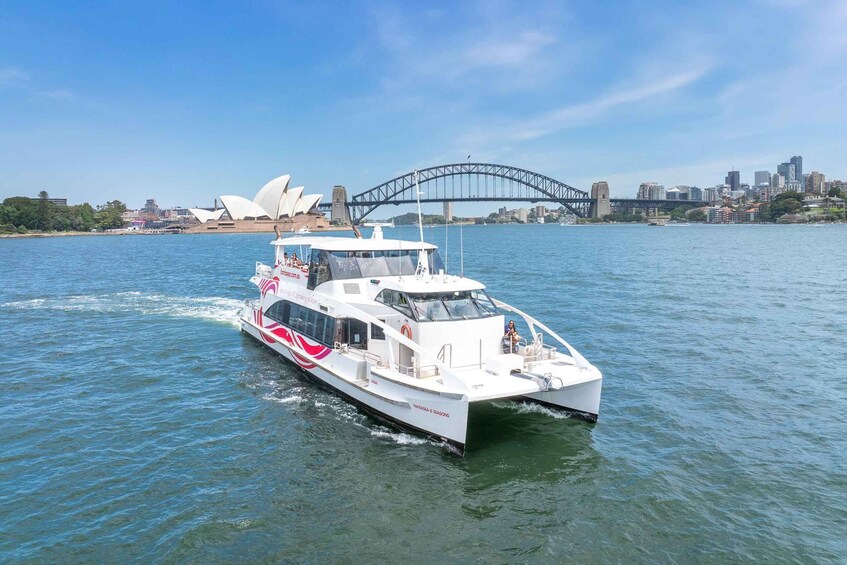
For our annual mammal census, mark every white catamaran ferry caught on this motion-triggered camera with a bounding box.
[240,225,602,454]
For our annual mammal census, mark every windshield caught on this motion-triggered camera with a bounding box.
[407,290,499,322]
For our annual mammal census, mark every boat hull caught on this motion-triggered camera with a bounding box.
[520,376,602,422]
[240,317,470,453]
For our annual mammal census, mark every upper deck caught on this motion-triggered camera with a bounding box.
[268,234,486,294]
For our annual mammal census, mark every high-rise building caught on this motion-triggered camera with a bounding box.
[790,155,803,181]
[754,171,770,186]
[805,171,825,194]
[702,187,719,203]
[689,186,702,201]
[725,170,740,192]
[637,182,656,199]
[517,208,529,223]
[777,162,796,183]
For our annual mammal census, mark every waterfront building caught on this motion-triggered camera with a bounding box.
[805,171,825,194]
[144,198,160,217]
[666,188,681,200]
[755,171,770,186]
[725,170,740,192]
[707,206,734,223]
[45,197,68,206]
[498,207,508,218]
[825,179,846,195]
[535,205,546,217]
[517,208,529,223]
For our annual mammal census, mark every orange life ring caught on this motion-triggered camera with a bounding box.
[400,324,413,340]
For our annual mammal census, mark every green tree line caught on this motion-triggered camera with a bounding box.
[0,192,127,234]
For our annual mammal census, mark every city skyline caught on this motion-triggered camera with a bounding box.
[2,1,846,208]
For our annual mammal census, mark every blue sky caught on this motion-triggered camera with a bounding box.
[1,0,845,211]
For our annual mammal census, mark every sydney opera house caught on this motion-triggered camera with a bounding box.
[187,174,332,233]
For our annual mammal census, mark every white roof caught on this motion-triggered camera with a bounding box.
[286,186,305,215]
[220,195,271,220]
[271,236,437,251]
[189,208,225,223]
[379,276,485,293]
[297,193,322,215]
[253,174,290,219]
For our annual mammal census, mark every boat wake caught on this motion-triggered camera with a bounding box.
[2,292,243,327]
[368,427,431,446]
[491,400,574,420]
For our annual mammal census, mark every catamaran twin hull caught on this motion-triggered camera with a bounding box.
[239,232,602,455]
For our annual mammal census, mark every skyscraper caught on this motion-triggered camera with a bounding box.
[790,156,803,182]
[754,171,770,186]
[725,170,740,192]
[777,162,795,182]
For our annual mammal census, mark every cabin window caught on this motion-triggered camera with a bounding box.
[307,249,332,290]
[263,300,336,346]
[409,293,452,322]
[384,250,417,276]
[326,249,446,279]
[375,289,415,318]
[405,290,499,322]
[371,320,386,341]
[339,318,368,349]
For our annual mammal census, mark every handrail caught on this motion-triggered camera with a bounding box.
[343,346,383,367]
[437,343,453,367]
[317,294,472,394]
[493,298,592,370]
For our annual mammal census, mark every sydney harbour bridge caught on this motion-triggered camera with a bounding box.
[318,163,704,223]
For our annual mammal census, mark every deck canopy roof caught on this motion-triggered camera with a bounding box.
[271,236,437,252]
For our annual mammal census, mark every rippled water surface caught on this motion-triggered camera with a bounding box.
[2,224,846,562]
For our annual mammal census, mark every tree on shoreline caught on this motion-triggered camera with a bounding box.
[0,196,123,233]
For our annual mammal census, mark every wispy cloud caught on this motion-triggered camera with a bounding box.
[509,66,711,142]
[0,67,29,88]
[0,66,75,101]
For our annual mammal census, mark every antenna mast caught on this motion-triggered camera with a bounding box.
[414,170,428,276]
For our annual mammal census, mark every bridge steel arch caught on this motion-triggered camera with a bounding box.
[348,163,591,222]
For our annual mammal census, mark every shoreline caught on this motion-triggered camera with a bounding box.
[0,226,355,239]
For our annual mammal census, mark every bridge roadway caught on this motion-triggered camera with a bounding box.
[316,163,705,222]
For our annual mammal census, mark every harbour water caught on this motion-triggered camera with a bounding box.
[2,224,845,562]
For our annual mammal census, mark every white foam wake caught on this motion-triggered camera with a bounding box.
[491,400,574,420]
[2,292,243,327]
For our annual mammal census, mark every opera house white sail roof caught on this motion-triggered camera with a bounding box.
[188,208,225,223]
[190,174,325,223]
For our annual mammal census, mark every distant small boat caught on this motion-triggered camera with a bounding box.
[297,226,312,234]
[648,218,668,226]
